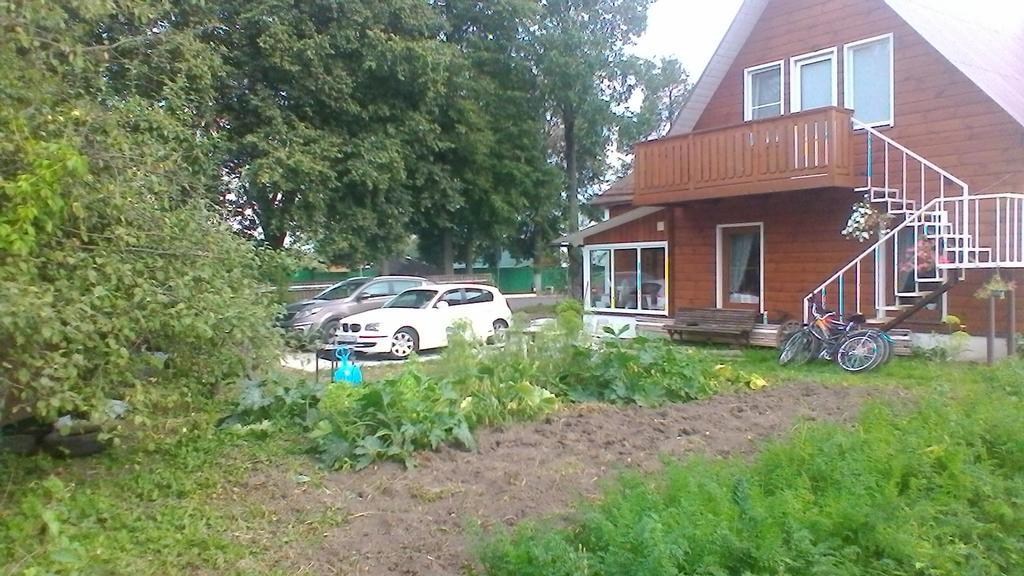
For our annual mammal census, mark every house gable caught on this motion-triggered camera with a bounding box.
[674,0,1024,194]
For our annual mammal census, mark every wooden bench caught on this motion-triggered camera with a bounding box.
[666,308,759,344]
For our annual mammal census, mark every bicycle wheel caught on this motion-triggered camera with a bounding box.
[855,329,893,364]
[779,329,817,366]
[836,333,885,372]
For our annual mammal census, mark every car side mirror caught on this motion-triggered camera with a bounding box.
[435,300,450,310]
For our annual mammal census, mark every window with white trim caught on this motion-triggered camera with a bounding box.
[844,34,894,127]
[791,48,837,112]
[583,242,668,315]
[744,61,784,121]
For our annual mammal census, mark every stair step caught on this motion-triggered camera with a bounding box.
[865,317,896,325]
[878,304,912,311]
[896,292,931,297]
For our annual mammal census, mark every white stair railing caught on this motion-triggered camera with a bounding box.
[803,119,971,324]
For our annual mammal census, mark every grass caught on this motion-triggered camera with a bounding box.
[0,397,327,576]
[476,357,1024,575]
[3,344,1021,575]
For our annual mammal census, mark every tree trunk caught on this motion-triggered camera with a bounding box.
[463,239,475,276]
[533,229,544,294]
[564,110,582,300]
[379,257,391,275]
[442,228,455,275]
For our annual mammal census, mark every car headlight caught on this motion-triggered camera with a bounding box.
[365,322,381,332]
[298,306,323,318]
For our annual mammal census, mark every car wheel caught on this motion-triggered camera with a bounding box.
[390,328,419,359]
[319,320,340,344]
[490,319,510,345]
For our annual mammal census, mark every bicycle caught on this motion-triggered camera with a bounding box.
[779,301,892,372]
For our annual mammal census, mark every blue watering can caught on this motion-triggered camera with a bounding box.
[332,346,363,385]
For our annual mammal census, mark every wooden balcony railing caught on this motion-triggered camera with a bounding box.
[633,107,859,204]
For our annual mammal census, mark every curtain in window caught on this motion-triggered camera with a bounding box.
[730,234,755,296]
[750,66,782,119]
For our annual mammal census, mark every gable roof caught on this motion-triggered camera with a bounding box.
[592,0,1024,206]
[670,0,1024,136]
[885,0,1024,128]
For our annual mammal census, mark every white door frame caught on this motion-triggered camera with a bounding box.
[716,222,765,314]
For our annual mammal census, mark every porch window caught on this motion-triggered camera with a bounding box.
[844,34,894,127]
[791,48,837,112]
[583,242,668,315]
[744,61,784,121]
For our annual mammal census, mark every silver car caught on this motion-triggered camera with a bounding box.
[279,275,430,341]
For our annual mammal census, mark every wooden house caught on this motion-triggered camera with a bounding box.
[565,0,1024,344]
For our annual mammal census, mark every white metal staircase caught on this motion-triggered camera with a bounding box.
[804,119,1024,327]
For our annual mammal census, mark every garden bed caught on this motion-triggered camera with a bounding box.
[244,383,886,575]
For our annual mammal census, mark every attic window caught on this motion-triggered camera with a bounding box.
[844,34,894,127]
[744,61,784,121]
[791,47,837,112]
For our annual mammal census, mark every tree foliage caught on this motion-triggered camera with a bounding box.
[1,2,285,422]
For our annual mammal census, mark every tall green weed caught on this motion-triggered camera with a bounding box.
[478,373,1024,575]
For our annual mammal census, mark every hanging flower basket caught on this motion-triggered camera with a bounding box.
[842,198,892,242]
[974,272,1015,300]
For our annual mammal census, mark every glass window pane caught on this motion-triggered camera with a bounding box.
[850,38,892,124]
[749,65,782,119]
[587,249,611,309]
[640,247,666,311]
[728,232,761,304]
[799,58,832,110]
[613,249,639,309]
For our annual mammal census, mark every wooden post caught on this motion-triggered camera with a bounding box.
[1010,288,1018,358]
[987,295,996,365]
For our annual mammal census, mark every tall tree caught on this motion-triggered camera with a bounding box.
[533,0,653,298]
[202,0,458,264]
[617,56,690,156]
[416,0,560,274]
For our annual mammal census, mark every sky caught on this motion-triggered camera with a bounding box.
[629,0,745,80]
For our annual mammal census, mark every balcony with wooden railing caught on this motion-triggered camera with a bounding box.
[633,107,860,204]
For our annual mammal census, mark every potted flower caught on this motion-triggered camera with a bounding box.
[842,198,892,242]
[974,272,1015,300]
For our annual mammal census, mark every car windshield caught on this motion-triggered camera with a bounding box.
[315,278,368,300]
[384,289,438,309]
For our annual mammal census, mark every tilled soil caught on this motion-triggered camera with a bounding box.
[244,383,890,575]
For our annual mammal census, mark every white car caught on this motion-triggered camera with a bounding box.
[334,284,513,358]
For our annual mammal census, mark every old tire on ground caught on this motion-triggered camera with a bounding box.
[0,433,40,456]
[390,328,419,359]
[42,430,106,458]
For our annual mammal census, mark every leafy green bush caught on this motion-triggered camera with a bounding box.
[310,367,559,470]
[477,376,1024,575]
[304,315,760,470]
[1,11,288,425]
[217,374,324,434]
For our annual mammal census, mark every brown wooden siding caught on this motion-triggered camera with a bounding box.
[665,190,1024,334]
[587,211,668,245]
[692,0,1024,196]
[665,0,1024,333]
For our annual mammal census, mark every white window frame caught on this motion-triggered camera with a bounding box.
[582,241,669,317]
[843,33,895,128]
[715,222,765,314]
[790,47,838,113]
[743,60,785,122]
